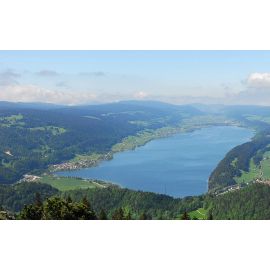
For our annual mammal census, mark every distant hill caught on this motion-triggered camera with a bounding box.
[0,101,67,110]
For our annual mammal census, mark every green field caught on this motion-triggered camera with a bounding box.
[0,113,25,127]
[235,159,260,184]
[245,114,270,124]
[234,151,270,183]
[188,208,207,220]
[30,126,66,135]
[261,151,270,179]
[38,175,105,191]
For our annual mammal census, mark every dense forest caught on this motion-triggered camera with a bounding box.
[0,182,58,212]
[205,183,270,219]
[1,181,270,220]
[0,182,204,219]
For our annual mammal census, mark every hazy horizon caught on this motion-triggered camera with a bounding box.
[0,51,270,106]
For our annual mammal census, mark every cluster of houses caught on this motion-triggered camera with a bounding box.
[19,174,41,183]
[50,153,112,172]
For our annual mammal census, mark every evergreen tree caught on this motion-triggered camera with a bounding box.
[82,196,90,208]
[139,212,147,220]
[20,204,43,220]
[180,211,190,220]
[112,208,124,220]
[208,211,213,220]
[66,195,72,203]
[35,192,42,207]
[99,209,108,220]
[125,211,132,220]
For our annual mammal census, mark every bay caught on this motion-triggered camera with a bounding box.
[57,126,253,197]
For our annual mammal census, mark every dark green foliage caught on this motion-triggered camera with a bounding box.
[180,211,190,220]
[11,181,270,220]
[99,209,108,220]
[112,208,124,220]
[20,196,97,220]
[205,183,270,220]
[43,197,96,220]
[208,136,270,191]
[35,192,42,207]
[62,187,204,220]
[0,182,58,212]
[125,211,132,220]
[139,212,149,220]
[0,182,204,220]
[19,204,43,220]
[207,211,213,220]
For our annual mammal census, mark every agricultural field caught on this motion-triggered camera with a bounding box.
[0,114,25,127]
[261,151,270,179]
[29,126,66,135]
[245,114,270,124]
[188,208,207,220]
[234,151,270,184]
[235,159,260,184]
[38,175,105,191]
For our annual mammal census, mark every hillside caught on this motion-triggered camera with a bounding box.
[0,101,203,184]
[2,101,270,220]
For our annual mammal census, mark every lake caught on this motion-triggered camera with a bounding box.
[57,126,253,197]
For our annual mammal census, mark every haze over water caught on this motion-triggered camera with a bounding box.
[58,126,253,197]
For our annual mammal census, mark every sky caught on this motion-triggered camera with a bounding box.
[0,50,270,105]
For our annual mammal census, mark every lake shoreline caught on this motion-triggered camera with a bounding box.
[55,125,254,198]
[50,122,245,174]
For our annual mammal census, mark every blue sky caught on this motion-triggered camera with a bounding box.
[0,51,270,105]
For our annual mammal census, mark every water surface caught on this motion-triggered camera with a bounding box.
[57,126,253,197]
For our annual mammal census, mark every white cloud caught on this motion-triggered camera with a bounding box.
[133,91,148,99]
[246,72,270,88]
[0,85,97,105]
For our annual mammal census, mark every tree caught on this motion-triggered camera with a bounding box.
[139,212,147,220]
[82,196,90,208]
[80,196,96,220]
[43,197,66,220]
[99,209,107,220]
[125,211,132,220]
[180,211,190,220]
[66,195,72,203]
[207,211,213,220]
[35,192,42,207]
[20,204,43,220]
[112,208,124,220]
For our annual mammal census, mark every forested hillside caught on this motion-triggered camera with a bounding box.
[2,180,270,220]
[0,182,58,212]
[0,181,204,219]
[208,135,270,191]
[205,183,270,219]
[0,101,202,184]
[208,106,270,191]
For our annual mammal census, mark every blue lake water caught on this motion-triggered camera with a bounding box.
[57,126,253,198]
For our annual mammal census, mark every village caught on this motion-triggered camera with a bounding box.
[50,152,113,172]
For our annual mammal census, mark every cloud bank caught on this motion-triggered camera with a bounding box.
[246,72,270,89]
[0,71,270,106]
[0,85,97,105]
